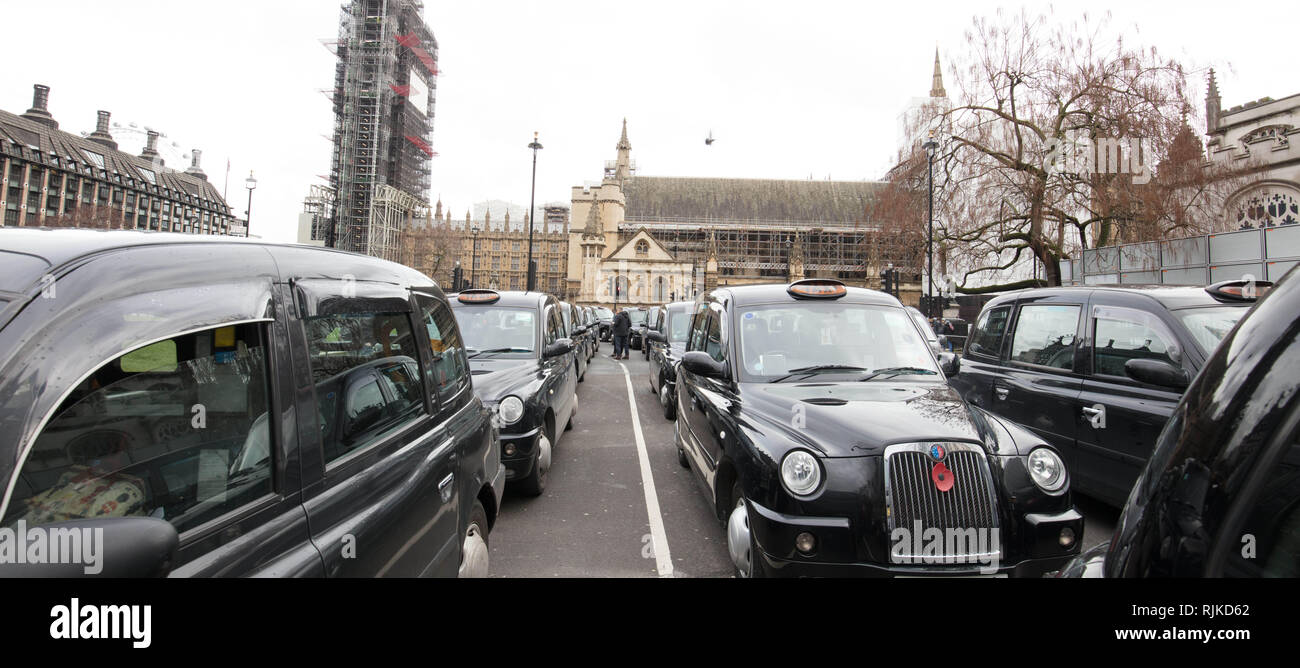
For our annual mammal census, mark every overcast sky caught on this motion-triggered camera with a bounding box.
[1,0,1292,243]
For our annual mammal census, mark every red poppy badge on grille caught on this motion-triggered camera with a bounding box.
[932,462,954,492]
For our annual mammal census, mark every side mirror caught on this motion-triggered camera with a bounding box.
[647,331,667,344]
[0,517,179,577]
[682,350,729,380]
[1124,358,1189,390]
[938,352,960,376]
[543,338,574,358]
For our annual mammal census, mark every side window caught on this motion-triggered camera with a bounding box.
[704,310,725,362]
[967,306,1010,359]
[688,304,710,352]
[415,294,470,404]
[5,323,274,533]
[1009,304,1081,371]
[303,311,427,465]
[542,306,559,345]
[1093,308,1179,377]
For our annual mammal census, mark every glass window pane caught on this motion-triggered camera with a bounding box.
[1094,313,1177,377]
[968,306,1010,358]
[1009,305,1081,370]
[6,324,274,533]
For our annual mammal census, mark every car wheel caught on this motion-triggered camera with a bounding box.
[661,382,676,421]
[458,500,490,578]
[516,432,551,496]
[565,394,576,431]
[727,482,764,578]
[677,443,689,468]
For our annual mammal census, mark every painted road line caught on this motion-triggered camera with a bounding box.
[620,362,674,577]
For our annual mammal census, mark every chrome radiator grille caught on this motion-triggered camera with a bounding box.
[885,443,999,564]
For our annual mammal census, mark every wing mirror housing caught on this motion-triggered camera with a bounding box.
[681,350,729,380]
[543,338,574,358]
[938,352,960,376]
[647,331,667,344]
[1124,358,1189,390]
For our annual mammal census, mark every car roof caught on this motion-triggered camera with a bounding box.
[710,282,901,308]
[983,284,1246,311]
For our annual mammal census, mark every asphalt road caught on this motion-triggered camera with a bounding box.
[487,346,1119,577]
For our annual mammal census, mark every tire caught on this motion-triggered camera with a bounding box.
[660,381,677,421]
[677,443,689,468]
[565,395,576,431]
[727,481,765,578]
[515,432,551,496]
[458,500,490,578]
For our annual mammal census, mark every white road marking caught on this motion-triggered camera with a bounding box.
[620,362,674,577]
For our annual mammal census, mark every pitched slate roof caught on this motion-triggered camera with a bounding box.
[0,109,229,209]
[621,176,883,226]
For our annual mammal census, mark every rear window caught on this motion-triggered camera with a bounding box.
[1177,306,1249,356]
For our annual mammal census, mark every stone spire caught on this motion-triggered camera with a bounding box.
[1206,68,1222,135]
[614,118,633,182]
[484,208,492,231]
[504,209,511,230]
[583,196,603,237]
[434,196,443,221]
[930,48,946,98]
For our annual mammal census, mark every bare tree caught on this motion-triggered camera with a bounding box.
[930,9,1243,289]
[399,217,460,280]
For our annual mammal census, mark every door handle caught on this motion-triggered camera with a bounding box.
[438,473,455,502]
[994,386,1009,401]
[1082,405,1106,429]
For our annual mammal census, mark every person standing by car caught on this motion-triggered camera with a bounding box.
[942,318,956,351]
[612,307,632,360]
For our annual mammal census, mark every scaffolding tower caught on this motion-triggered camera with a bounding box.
[326,0,437,261]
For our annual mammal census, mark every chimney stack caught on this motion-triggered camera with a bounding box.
[20,84,59,129]
[140,130,163,166]
[184,149,207,180]
[87,110,118,150]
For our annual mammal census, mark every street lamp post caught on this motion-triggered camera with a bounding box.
[922,133,938,318]
[526,132,543,292]
[470,226,480,289]
[244,171,257,238]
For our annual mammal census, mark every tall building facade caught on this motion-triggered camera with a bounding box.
[565,120,886,307]
[1205,70,1300,229]
[1,84,235,233]
[323,0,438,261]
[426,203,570,296]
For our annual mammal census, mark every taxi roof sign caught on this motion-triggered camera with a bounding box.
[788,279,847,299]
[457,289,501,304]
[1206,279,1272,302]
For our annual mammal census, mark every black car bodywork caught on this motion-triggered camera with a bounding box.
[0,229,503,578]
[647,301,693,420]
[449,290,578,496]
[560,301,589,382]
[641,305,663,359]
[626,307,648,350]
[674,280,1082,577]
[1058,269,1300,578]
[950,282,1264,507]
[593,306,614,341]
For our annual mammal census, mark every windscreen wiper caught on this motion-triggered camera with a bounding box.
[857,367,938,381]
[769,365,867,383]
[469,347,532,359]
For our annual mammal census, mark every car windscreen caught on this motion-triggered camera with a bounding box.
[1176,305,1249,356]
[909,311,939,342]
[738,303,939,381]
[628,310,647,325]
[452,307,537,357]
[594,307,613,319]
[666,310,691,343]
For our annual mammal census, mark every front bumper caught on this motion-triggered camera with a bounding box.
[499,427,541,481]
[746,499,1082,578]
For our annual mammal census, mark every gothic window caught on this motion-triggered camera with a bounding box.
[1235,187,1300,229]
[635,240,649,256]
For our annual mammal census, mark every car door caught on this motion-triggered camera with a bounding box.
[681,303,732,487]
[4,314,323,577]
[542,301,576,437]
[413,291,492,557]
[951,303,1013,409]
[1076,300,1188,505]
[293,278,460,577]
[678,303,712,468]
[995,297,1087,475]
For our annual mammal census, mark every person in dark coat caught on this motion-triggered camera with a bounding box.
[611,308,632,360]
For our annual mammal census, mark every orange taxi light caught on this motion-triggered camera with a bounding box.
[1206,280,1272,302]
[457,290,501,304]
[788,279,848,299]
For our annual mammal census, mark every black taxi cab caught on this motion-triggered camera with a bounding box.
[449,290,578,496]
[674,279,1082,577]
[0,229,503,578]
[950,280,1267,507]
[647,301,694,420]
[1057,268,1299,578]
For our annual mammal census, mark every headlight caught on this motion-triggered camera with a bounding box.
[780,449,822,497]
[1027,447,1067,493]
[498,396,525,425]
